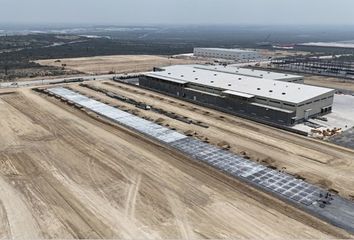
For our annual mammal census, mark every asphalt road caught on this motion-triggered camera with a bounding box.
[0,74,120,89]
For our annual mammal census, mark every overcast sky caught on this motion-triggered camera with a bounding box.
[1,0,354,26]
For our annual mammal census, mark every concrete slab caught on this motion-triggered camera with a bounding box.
[293,94,354,133]
[330,128,354,150]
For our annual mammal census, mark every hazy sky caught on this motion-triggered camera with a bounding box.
[1,0,354,25]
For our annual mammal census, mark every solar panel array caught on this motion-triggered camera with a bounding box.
[170,138,322,206]
[49,87,186,144]
[49,87,323,207]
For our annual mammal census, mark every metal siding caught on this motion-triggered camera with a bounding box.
[140,76,295,125]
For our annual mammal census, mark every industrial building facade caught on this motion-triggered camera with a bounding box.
[140,65,335,125]
[194,48,261,61]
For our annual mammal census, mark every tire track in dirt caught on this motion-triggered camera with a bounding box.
[1,92,160,239]
[125,173,142,219]
[165,190,196,240]
[0,177,41,239]
[0,199,11,239]
[0,90,350,238]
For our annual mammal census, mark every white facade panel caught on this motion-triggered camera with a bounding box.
[194,48,260,61]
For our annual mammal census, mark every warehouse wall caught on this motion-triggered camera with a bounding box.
[295,92,335,120]
[139,76,184,95]
[140,76,296,125]
[194,48,260,61]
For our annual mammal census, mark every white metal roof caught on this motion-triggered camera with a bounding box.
[299,42,354,49]
[145,65,334,104]
[195,65,303,82]
[223,90,255,99]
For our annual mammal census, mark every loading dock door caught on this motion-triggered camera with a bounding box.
[304,109,312,120]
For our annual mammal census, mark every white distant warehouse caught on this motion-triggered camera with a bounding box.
[194,48,261,61]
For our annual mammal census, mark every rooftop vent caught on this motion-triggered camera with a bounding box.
[211,81,214,83]
[260,74,264,77]
[193,70,196,72]
[238,77,242,80]
[181,75,184,77]
[282,92,286,95]
[228,84,232,86]
[214,74,217,76]
[195,78,199,80]
[257,88,261,90]
[168,72,171,75]
[269,90,273,93]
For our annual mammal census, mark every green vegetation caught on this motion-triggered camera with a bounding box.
[0,34,86,81]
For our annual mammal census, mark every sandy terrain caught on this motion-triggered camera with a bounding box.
[78,81,354,201]
[0,89,350,238]
[305,75,354,92]
[36,55,204,75]
[258,49,310,59]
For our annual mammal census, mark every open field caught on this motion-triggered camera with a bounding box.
[36,55,205,75]
[0,88,351,238]
[74,81,354,201]
[305,75,354,92]
[258,49,310,58]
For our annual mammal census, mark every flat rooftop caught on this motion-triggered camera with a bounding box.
[194,65,303,81]
[194,48,256,53]
[145,65,334,104]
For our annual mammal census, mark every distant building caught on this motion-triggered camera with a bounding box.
[194,48,261,61]
[297,42,354,54]
[140,65,334,125]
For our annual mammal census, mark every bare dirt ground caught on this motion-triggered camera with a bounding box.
[78,81,354,201]
[36,55,205,75]
[305,75,354,92]
[0,89,351,239]
[258,49,310,58]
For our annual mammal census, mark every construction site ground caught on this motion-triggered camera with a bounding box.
[36,55,205,75]
[2,88,352,238]
[292,94,354,134]
[330,128,354,150]
[72,81,354,200]
[305,75,354,93]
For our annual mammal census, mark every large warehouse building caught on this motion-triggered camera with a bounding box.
[194,48,261,61]
[140,65,335,125]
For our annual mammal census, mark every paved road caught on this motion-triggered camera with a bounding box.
[0,74,136,89]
